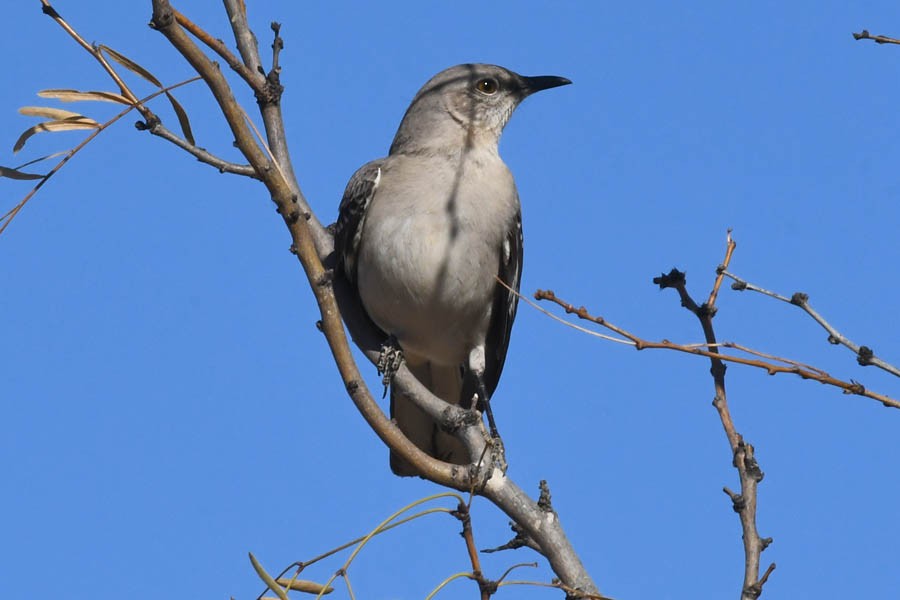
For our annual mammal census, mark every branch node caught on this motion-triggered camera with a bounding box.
[482,521,538,553]
[41,4,61,18]
[652,268,686,290]
[698,303,717,319]
[789,292,808,306]
[538,479,555,513]
[314,270,333,288]
[148,6,174,30]
[846,380,866,395]
[857,345,874,366]
[723,486,745,512]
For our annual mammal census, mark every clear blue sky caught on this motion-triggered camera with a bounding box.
[3,2,899,599]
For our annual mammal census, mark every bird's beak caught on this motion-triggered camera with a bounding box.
[520,74,572,96]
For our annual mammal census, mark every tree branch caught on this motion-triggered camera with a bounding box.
[142,120,258,176]
[722,270,900,378]
[852,30,900,45]
[147,2,601,595]
[531,289,899,409]
[654,234,774,599]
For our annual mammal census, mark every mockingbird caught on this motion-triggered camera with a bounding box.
[335,64,570,476]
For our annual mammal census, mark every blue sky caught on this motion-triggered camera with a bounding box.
[3,2,900,599]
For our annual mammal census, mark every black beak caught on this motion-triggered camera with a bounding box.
[520,74,572,96]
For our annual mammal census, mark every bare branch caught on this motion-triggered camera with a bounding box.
[852,30,900,45]
[23,3,601,595]
[722,270,900,378]
[656,237,772,599]
[221,0,330,256]
[141,120,258,176]
[40,2,143,108]
[172,8,267,92]
[1,77,201,235]
[532,288,899,409]
[453,501,492,600]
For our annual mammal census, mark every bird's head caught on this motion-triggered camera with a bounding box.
[390,63,571,156]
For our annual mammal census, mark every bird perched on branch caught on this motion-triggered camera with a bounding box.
[335,63,570,476]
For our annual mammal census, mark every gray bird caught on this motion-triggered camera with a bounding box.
[335,64,570,476]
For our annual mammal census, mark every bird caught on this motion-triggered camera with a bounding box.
[334,63,570,476]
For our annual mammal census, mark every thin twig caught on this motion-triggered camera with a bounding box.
[453,501,492,600]
[655,236,771,599]
[532,289,899,409]
[853,30,900,45]
[145,120,258,176]
[37,2,251,182]
[172,7,266,93]
[722,270,900,378]
[40,2,147,114]
[707,228,736,308]
[1,77,201,235]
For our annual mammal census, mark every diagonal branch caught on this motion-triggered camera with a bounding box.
[148,3,600,595]
[722,270,900,378]
[221,0,329,255]
[531,289,899,409]
[142,120,258,176]
[852,30,900,45]
[171,7,266,93]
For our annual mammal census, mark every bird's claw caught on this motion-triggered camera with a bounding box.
[376,335,404,397]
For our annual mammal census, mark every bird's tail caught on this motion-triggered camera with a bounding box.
[389,360,469,476]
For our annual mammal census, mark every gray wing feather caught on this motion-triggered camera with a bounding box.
[483,209,523,398]
[334,160,384,283]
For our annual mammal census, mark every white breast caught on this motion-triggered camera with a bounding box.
[356,151,518,366]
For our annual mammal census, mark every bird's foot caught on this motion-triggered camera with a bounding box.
[376,335,403,397]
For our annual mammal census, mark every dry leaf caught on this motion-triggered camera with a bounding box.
[165,92,195,145]
[13,118,100,153]
[275,577,334,595]
[19,106,88,121]
[0,166,44,181]
[99,45,163,87]
[38,88,130,104]
[96,47,196,144]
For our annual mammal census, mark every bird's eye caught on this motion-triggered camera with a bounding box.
[475,78,499,94]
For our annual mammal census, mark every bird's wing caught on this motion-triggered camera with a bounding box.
[334,159,384,283]
[483,207,523,398]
